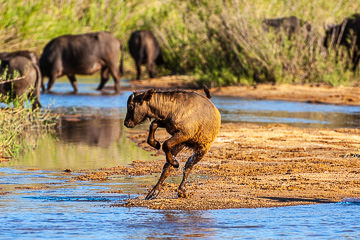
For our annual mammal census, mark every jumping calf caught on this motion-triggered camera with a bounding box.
[124,88,221,199]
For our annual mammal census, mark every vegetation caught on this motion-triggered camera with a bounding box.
[1,0,360,87]
[0,105,56,159]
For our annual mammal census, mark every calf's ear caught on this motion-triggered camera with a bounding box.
[141,89,155,103]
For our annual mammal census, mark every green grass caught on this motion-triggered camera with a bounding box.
[0,102,56,159]
[1,0,360,86]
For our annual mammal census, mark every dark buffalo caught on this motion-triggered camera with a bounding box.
[0,54,41,109]
[39,31,124,93]
[124,88,221,199]
[0,50,39,67]
[262,16,312,40]
[323,14,360,71]
[128,30,164,80]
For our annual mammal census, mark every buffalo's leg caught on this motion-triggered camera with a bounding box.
[147,53,155,78]
[107,63,121,94]
[135,48,144,80]
[67,75,78,93]
[177,149,206,198]
[97,67,109,91]
[162,133,189,168]
[46,72,57,93]
[352,52,360,72]
[145,143,185,200]
[28,91,41,110]
[135,60,142,80]
[145,162,171,200]
[147,61,155,78]
[171,143,185,156]
[41,78,46,93]
[147,120,161,149]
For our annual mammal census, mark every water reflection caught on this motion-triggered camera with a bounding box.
[1,120,156,171]
[57,115,122,147]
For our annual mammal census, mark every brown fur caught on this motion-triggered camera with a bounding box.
[124,89,221,199]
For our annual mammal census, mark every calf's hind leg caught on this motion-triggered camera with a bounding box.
[145,143,185,200]
[177,148,207,198]
[162,133,189,168]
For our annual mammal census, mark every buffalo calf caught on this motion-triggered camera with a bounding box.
[128,30,163,80]
[124,88,221,199]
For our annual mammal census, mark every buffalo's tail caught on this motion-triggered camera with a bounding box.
[38,57,46,93]
[155,50,164,66]
[32,63,42,109]
[119,41,124,75]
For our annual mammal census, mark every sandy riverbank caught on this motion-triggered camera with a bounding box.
[74,76,360,210]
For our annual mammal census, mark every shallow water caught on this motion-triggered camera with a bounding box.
[0,167,359,239]
[1,80,360,239]
[40,82,360,128]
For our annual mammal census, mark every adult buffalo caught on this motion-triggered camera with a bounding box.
[0,54,41,109]
[128,30,164,80]
[39,31,124,93]
[323,14,360,71]
[0,50,39,67]
[262,16,312,40]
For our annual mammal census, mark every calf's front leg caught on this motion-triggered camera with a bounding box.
[147,120,161,150]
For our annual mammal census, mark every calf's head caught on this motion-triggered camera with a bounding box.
[124,89,155,128]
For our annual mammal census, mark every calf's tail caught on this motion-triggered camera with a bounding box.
[203,85,211,99]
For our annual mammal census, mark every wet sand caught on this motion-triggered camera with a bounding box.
[74,76,360,210]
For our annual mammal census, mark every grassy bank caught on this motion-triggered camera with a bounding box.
[0,107,55,159]
[1,0,360,86]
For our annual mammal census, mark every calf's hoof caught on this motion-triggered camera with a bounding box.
[154,141,161,150]
[177,189,189,198]
[145,188,160,200]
